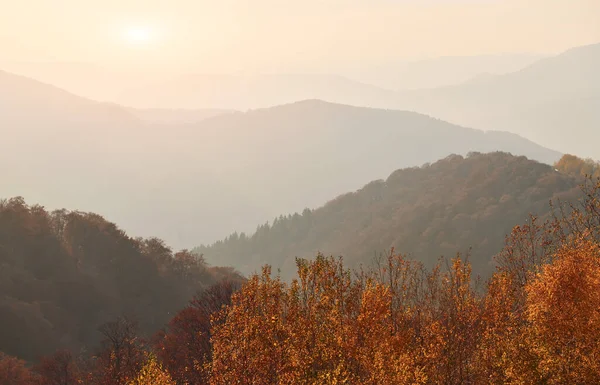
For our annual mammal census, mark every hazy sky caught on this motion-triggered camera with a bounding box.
[1,0,599,73]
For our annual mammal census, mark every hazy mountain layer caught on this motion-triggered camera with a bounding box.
[3,43,598,160]
[2,53,542,107]
[399,42,600,159]
[349,53,544,90]
[126,107,237,124]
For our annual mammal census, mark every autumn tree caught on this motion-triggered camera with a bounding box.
[127,354,175,385]
[523,236,600,384]
[155,279,240,385]
[209,266,289,385]
[35,350,81,385]
[0,352,38,385]
[356,251,428,384]
[94,317,144,385]
[424,256,483,384]
[354,280,422,384]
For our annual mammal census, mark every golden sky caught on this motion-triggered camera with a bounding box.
[1,0,599,72]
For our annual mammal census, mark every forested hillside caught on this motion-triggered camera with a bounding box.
[205,179,600,385]
[196,152,582,279]
[2,176,599,384]
[0,198,242,362]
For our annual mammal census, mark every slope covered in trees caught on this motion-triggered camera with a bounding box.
[196,152,582,279]
[0,197,242,362]
[2,177,600,384]
[206,181,600,384]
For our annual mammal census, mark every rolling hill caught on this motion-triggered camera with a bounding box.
[195,152,582,280]
[1,71,562,249]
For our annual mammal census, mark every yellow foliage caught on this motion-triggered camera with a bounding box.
[127,356,176,385]
[555,154,600,179]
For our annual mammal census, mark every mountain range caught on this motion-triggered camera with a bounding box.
[1,53,543,105]
[134,42,600,160]
[3,42,598,158]
[0,69,561,248]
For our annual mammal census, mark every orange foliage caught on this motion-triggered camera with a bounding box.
[524,237,600,384]
[209,253,485,384]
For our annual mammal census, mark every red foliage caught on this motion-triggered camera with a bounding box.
[35,350,81,385]
[155,280,239,384]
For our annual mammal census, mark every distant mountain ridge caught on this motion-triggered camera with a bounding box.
[126,107,238,124]
[3,42,598,159]
[2,53,543,107]
[399,42,600,159]
[351,53,544,90]
[115,73,397,110]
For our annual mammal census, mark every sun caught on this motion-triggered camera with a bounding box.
[124,26,153,45]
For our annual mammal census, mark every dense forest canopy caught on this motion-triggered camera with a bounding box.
[196,152,583,280]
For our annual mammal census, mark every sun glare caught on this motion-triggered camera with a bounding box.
[125,26,153,45]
